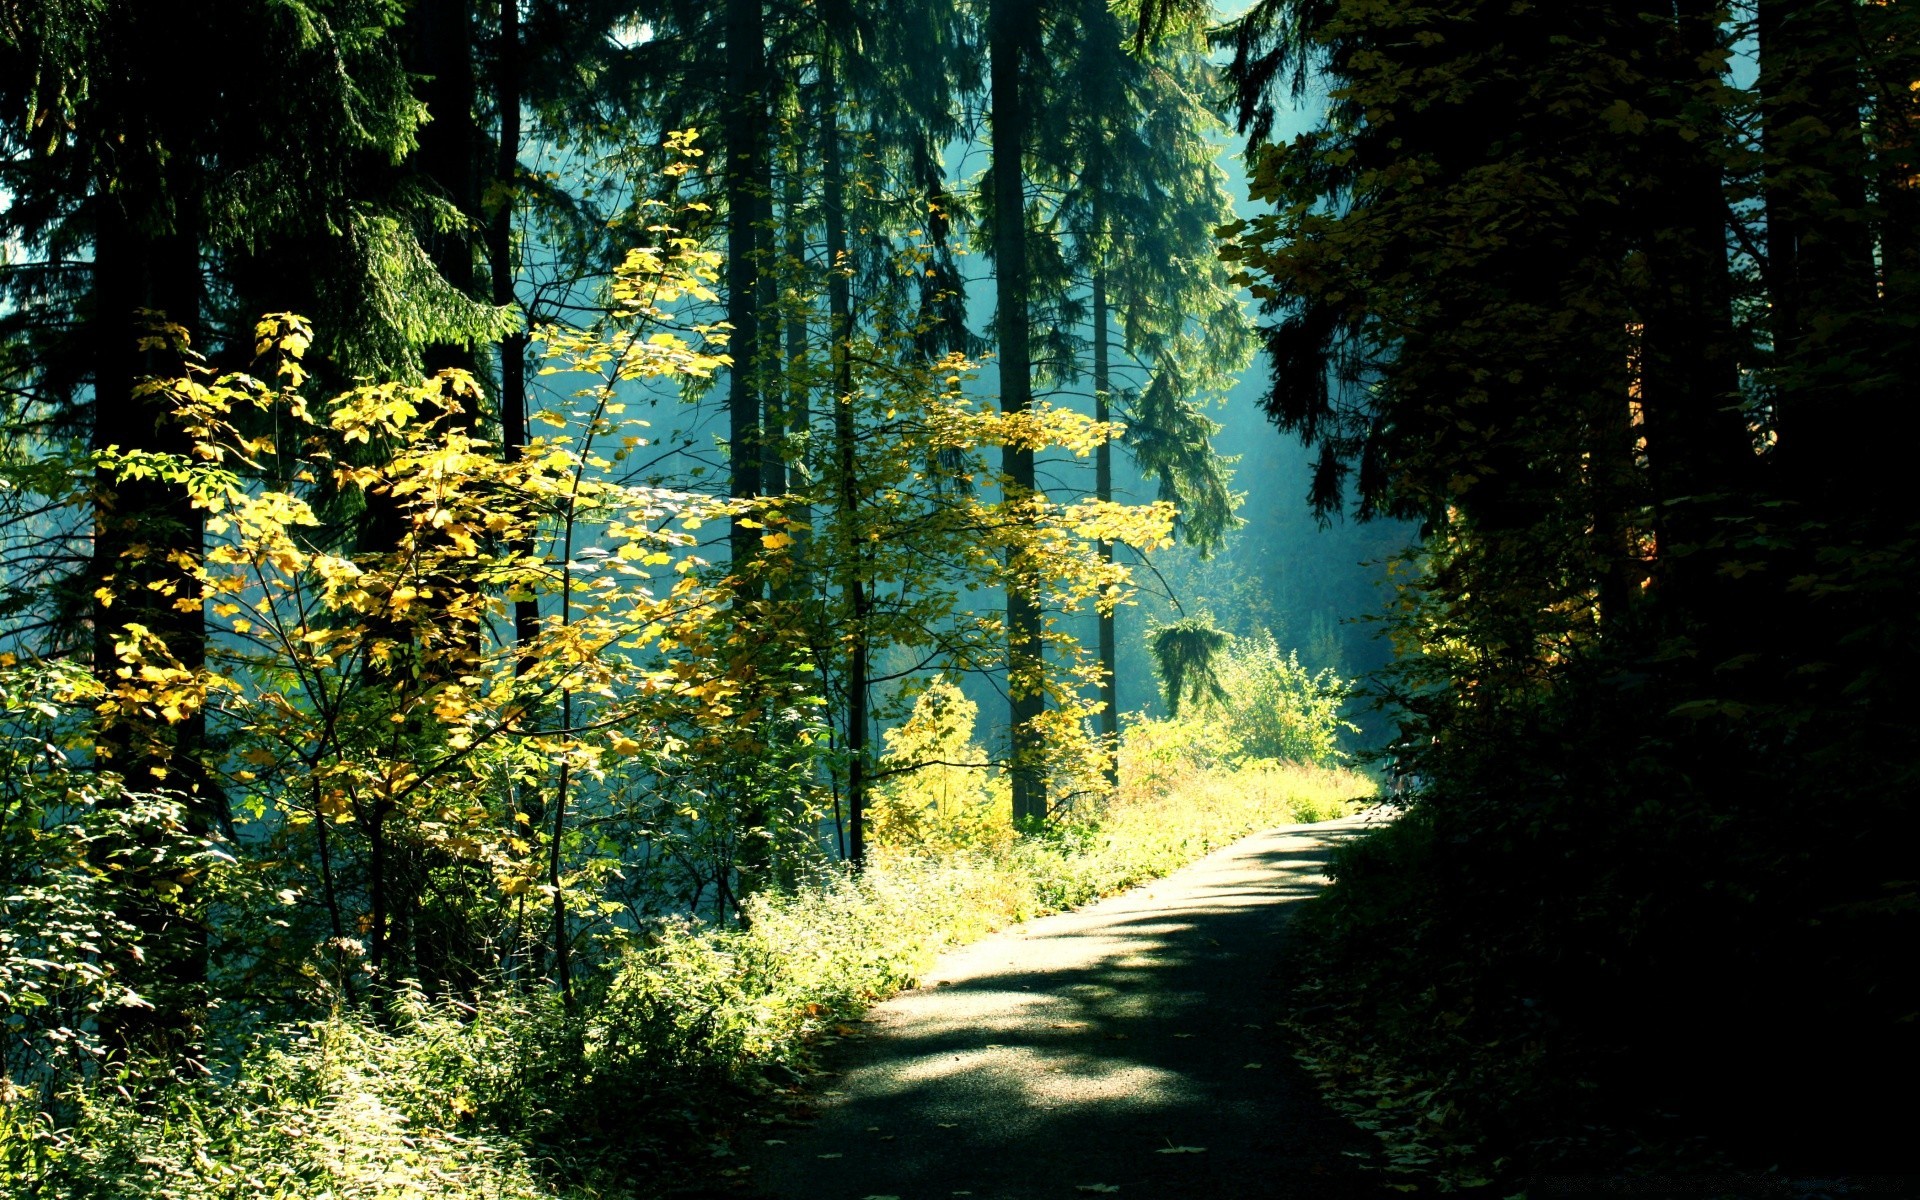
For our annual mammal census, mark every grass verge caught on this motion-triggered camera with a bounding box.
[5,761,1371,1200]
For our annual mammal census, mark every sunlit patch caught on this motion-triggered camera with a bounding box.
[873,1043,1197,1111]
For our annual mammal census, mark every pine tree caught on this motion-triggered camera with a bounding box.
[1038,0,1250,764]
[0,0,496,1048]
[987,0,1047,823]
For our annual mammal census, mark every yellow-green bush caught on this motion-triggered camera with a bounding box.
[4,757,1373,1200]
[866,680,1012,853]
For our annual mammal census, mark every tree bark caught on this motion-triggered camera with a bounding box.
[1092,261,1118,786]
[823,43,870,868]
[726,0,768,587]
[88,3,214,1059]
[991,0,1046,824]
[1634,0,1754,613]
[493,0,538,656]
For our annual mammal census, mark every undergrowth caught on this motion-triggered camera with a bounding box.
[4,759,1370,1200]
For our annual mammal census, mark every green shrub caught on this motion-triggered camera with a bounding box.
[5,759,1374,1200]
[1135,628,1356,780]
[6,1015,572,1200]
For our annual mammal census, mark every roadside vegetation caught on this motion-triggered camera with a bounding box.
[4,690,1367,1200]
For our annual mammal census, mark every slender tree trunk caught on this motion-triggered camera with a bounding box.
[551,730,573,1004]
[491,0,546,984]
[311,781,356,1002]
[760,82,788,502]
[1092,261,1118,787]
[823,44,869,868]
[782,118,811,580]
[991,0,1046,823]
[726,0,767,587]
[493,0,537,654]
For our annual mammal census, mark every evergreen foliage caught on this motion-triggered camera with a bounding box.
[1223,0,1920,1180]
[1145,617,1227,717]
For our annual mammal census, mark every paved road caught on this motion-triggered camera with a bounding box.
[738,815,1388,1200]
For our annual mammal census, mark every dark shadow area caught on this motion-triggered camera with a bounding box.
[736,821,1386,1200]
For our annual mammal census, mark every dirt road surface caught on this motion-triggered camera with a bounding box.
[737,815,1387,1200]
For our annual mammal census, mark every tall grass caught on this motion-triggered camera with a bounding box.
[4,757,1372,1200]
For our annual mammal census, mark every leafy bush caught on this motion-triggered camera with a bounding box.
[3,758,1372,1200]
[867,680,1012,853]
[7,1014,571,1200]
[1131,629,1357,793]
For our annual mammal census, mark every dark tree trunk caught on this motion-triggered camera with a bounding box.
[782,136,812,587]
[91,205,213,1060]
[493,0,538,655]
[1757,0,1875,510]
[88,4,215,1060]
[1092,262,1118,786]
[412,0,480,392]
[823,44,870,868]
[726,0,768,586]
[1635,0,1755,617]
[991,0,1045,824]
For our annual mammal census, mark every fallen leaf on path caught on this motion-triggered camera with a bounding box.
[1155,1146,1207,1155]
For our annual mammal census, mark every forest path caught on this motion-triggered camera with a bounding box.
[735,815,1388,1200]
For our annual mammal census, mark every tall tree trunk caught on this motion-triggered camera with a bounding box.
[991,0,1045,824]
[1635,0,1753,616]
[1757,0,1874,510]
[823,43,869,868]
[726,0,767,588]
[491,0,546,984]
[1092,259,1118,787]
[493,0,537,656]
[87,3,217,1060]
[782,133,812,586]
[91,189,211,1062]
[413,0,480,393]
[361,0,479,983]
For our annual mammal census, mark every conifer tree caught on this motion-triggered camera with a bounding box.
[0,0,502,1046]
[1039,0,1249,760]
[987,0,1047,823]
